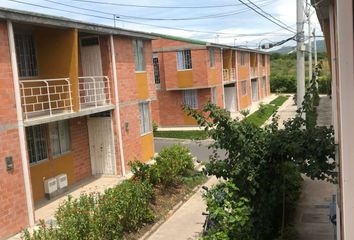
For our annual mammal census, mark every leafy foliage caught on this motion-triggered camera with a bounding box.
[153,130,208,140]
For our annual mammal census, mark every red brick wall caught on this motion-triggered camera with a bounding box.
[70,117,91,182]
[0,21,30,239]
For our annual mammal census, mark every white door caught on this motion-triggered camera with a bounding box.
[80,37,105,106]
[251,79,259,102]
[87,116,116,175]
[224,86,236,112]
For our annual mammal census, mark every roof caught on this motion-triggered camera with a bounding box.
[152,33,269,54]
[0,7,156,40]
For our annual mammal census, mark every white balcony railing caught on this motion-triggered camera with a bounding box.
[230,68,236,81]
[223,69,229,81]
[20,78,73,120]
[78,76,112,110]
[250,67,258,78]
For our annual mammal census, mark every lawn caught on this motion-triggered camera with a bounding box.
[245,95,289,127]
[153,130,208,140]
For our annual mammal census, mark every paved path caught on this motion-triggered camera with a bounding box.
[294,95,336,240]
[144,177,219,240]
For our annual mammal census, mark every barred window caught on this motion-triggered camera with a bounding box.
[211,87,217,104]
[49,120,71,157]
[240,52,246,66]
[26,125,48,164]
[14,32,38,78]
[241,81,247,95]
[139,102,151,135]
[177,50,192,70]
[209,48,215,67]
[183,90,198,109]
[133,39,145,71]
[153,54,160,89]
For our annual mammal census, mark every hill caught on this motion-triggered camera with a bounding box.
[271,40,326,54]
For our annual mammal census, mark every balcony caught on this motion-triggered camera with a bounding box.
[250,67,258,78]
[223,68,236,82]
[223,69,230,81]
[230,68,236,81]
[20,76,113,125]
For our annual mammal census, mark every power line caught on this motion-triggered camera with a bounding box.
[245,0,296,32]
[237,0,297,34]
[69,0,270,9]
[41,0,273,21]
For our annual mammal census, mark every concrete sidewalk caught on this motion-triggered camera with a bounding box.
[143,177,219,240]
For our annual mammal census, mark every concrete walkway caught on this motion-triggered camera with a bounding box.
[293,95,336,240]
[144,177,219,240]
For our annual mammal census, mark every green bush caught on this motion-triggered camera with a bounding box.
[155,144,194,186]
[129,160,161,186]
[22,221,60,240]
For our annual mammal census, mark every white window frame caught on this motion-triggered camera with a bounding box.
[26,125,48,165]
[211,87,217,104]
[133,39,146,72]
[139,102,151,135]
[14,31,38,78]
[153,53,161,89]
[241,80,247,96]
[209,48,215,68]
[177,50,192,70]
[183,90,198,109]
[49,120,71,157]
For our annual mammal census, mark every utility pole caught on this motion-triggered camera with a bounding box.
[313,28,318,85]
[297,0,305,109]
[308,5,312,83]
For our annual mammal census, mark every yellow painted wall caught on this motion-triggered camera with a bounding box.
[209,68,217,85]
[141,133,154,162]
[177,70,193,88]
[30,153,75,201]
[183,112,198,125]
[33,27,79,111]
[136,72,149,100]
[223,49,232,69]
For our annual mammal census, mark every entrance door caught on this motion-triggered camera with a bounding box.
[87,116,116,175]
[251,79,259,102]
[80,37,105,106]
[224,85,236,112]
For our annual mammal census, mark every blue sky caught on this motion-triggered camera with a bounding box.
[0,0,321,48]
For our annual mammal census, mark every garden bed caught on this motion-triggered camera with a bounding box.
[153,130,208,140]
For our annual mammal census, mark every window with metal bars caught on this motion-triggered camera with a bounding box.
[14,32,38,78]
[153,54,160,89]
[211,87,217,104]
[209,48,215,68]
[183,90,198,109]
[133,39,146,71]
[177,50,192,70]
[241,80,247,95]
[26,124,48,164]
[240,52,246,66]
[139,102,151,135]
[49,120,71,157]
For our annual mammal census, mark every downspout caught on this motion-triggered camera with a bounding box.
[235,50,241,111]
[7,20,35,226]
[110,35,126,177]
[221,48,225,108]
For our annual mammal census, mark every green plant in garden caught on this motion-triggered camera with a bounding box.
[22,220,60,240]
[152,121,158,132]
[129,160,161,186]
[240,109,250,117]
[155,144,195,186]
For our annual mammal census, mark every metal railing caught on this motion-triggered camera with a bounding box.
[230,68,236,81]
[250,67,258,78]
[20,78,73,120]
[78,76,112,110]
[223,69,229,81]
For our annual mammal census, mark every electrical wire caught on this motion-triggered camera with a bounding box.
[237,0,297,34]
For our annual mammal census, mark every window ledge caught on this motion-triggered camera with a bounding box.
[29,158,49,167]
[135,71,147,74]
[140,131,152,137]
[52,151,71,160]
[177,69,193,72]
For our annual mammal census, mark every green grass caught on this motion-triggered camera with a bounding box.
[270,95,289,107]
[153,130,208,140]
[245,95,289,127]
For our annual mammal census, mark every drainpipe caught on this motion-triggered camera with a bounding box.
[221,48,225,108]
[7,20,35,226]
[110,35,126,177]
[235,50,241,111]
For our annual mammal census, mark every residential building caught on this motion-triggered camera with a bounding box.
[313,0,354,239]
[0,8,156,239]
[151,35,271,127]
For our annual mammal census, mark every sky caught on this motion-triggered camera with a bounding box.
[0,0,322,49]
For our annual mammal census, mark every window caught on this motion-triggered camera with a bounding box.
[209,48,215,68]
[241,81,247,95]
[262,55,266,66]
[26,125,48,164]
[211,87,217,104]
[49,120,71,157]
[133,39,145,71]
[153,54,160,89]
[14,32,38,78]
[139,102,151,134]
[183,90,198,109]
[177,50,192,70]
[240,52,246,66]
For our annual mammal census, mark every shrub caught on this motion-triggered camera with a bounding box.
[240,109,250,117]
[257,103,266,116]
[22,221,60,240]
[129,160,161,186]
[152,121,158,132]
[155,144,194,186]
